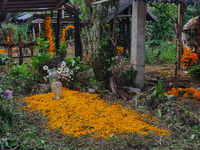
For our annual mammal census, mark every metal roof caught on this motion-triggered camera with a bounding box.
[107,0,157,23]
[143,0,200,5]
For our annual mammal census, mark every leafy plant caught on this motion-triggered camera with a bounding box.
[34,37,49,52]
[188,64,200,76]
[28,52,52,72]
[145,40,176,64]
[0,88,13,135]
[59,41,67,53]
[0,54,10,66]
[9,64,33,78]
[151,80,166,99]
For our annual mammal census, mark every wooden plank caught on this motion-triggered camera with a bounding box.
[91,0,110,4]
[117,15,132,18]
[6,0,58,5]
[1,0,7,10]
[0,7,65,13]
[6,4,55,8]
[54,0,66,9]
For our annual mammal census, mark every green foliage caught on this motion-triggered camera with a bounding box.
[28,52,52,72]
[9,64,33,78]
[0,88,13,135]
[12,22,30,42]
[59,41,67,53]
[188,64,200,76]
[34,37,49,52]
[147,3,177,41]
[0,54,10,65]
[0,24,16,41]
[124,66,137,82]
[145,40,176,64]
[151,80,166,99]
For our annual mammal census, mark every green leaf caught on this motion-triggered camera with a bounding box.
[158,109,162,118]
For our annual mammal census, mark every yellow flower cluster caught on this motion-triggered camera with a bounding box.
[181,46,198,69]
[62,25,75,42]
[158,70,175,78]
[0,49,6,53]
[45,17,54,57]
[166,87,200,101]
[7,37,9,42]
[23,87,171,139]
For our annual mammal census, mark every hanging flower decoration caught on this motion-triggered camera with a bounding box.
[0,49,6,53]
[7,37,9,42]
[181,46,198,69]
[62,25,75,43]
[45,17,54,57]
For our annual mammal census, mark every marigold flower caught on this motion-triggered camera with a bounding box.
[0,49,6,53]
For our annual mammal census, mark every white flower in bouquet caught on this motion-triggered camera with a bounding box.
[71,60,75,66]
[69,70,74,75]
[57,68,62,74]
[75,67,80,70]
[61,63,66,68]
[61,61,66,65]
[43,65,48,70]
[64,67,69,73]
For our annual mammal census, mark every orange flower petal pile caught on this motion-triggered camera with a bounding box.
[45,17,54,57]
[62,25,75,42]
[181,46,198,69]
[166,87,200,101]
[23,87,171,139]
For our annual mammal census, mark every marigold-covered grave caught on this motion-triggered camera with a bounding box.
[23,87,171,139]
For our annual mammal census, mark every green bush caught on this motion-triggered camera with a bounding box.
[188,64,200,76]
[145,40,176,64]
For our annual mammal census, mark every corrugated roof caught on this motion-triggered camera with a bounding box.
[143,0,200,5]
[107,0,157,23]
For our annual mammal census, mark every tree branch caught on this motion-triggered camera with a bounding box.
[100,21,116,47]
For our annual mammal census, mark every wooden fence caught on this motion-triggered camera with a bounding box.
[0,33,36,67]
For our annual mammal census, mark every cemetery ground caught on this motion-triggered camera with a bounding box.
[1,46,200,150]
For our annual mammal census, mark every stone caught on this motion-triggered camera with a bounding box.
[31,84,50,95]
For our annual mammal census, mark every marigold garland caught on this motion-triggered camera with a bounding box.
[0,49,6,53]
[45,17,54,57]
[181,46,198,69]
[23,87,171,139]
[62,25,75,42]
[166,87,200,101]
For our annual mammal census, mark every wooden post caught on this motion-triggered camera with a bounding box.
[177,4,182,69]
[39,23,41,38]
[56,10,62,51]
[51,11,53,18]
[19,34,23,65]
[74,2,82,58]
[8,34,12,67]
[32,25,36,39]
[126,17,131,52]
[30,36,34,58]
